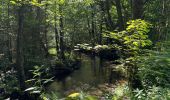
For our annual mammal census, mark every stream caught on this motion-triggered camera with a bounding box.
[47,54,123,97]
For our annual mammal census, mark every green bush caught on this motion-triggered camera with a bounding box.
[133,86,170,100]
[133,41,170,99]
[137,48,170,87]
[103,19,152,56]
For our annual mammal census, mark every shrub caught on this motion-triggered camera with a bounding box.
[103,19,152,56]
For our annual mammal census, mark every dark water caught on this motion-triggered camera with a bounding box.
[47,54,119,97]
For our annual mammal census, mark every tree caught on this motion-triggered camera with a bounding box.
[16,5,26,90]
[58,3,65,60]
[115,0,124,30]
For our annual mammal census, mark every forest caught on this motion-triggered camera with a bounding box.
[0,0,170,100]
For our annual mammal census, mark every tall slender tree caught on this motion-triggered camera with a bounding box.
[115,0,124,30]
[16,5,26,90]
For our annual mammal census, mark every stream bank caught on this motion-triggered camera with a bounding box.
[47,54,126,98]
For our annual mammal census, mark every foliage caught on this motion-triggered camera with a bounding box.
[0,69,19,98]
[40,92,59,100]
[103,19,152,55]
[41,91,97,100]
[137,43,170,87]
[133,86,170,100]
[125,19,152,49]
[74,43,111,53]
[74,43,93,51]
[0,54,19,98]
[25,65,54,94]
[127,41,170,99]
[68,92,80,98]
[66,92,97,100]
[1,0,170,99]
[93,45,110,51]
[10,0,42,6]
[48,48,57,55]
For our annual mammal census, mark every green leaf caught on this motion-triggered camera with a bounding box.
[25,87,37,91]
[10,1,16,4]
[31,90,41,94]
[59,0,65,5]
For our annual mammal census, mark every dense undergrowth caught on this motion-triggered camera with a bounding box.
[133,41,170,99]
[1,19,170,100]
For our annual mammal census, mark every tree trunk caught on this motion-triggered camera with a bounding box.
[54,1,59,57]
[43,4,49,58]
[132,0,144,19]
[105,0,114,30]
[99,17,103,45]
[91,5,95,46]
[115,0,124,30]
[16,5,26,90]
[59,5,65,60]
[34,0,42,56]
[7,0,12,62]
[98,1,105,44]
[87,16,91,40]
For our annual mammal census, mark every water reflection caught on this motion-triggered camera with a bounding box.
[47,54,116,97]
